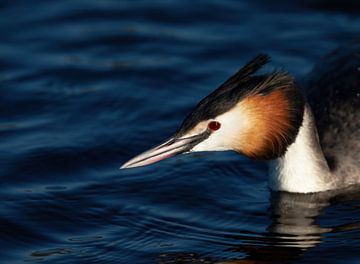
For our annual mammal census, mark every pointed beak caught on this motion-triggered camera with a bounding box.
[120,131,210,169]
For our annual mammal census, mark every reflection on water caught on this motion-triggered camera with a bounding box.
[160,186,360,264]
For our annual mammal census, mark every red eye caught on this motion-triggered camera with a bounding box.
[208,121,221,131]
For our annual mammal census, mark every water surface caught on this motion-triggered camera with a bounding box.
[1,1,360,263]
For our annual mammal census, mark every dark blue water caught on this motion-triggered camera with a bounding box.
[1,1,360,263]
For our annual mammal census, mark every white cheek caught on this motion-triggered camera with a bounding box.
[189,105,250,153]
[191,133,230,152]
[219,109,249,133]
[191,124,237,152]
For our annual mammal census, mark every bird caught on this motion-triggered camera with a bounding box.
[121,43,360,193]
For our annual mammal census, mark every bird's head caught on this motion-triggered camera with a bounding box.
[121,55,305,169]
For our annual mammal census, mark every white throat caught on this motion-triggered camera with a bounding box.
[269,105,334,193]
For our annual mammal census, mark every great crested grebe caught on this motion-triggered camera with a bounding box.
[121,44,360,193]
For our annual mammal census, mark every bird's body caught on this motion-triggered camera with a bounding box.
[271,42,360,193]
[121,44,360,194]
[305,43,360,190]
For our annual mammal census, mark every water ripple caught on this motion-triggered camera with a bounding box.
[1,0,360,263]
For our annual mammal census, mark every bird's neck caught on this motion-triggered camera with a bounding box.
[269,104,334,193]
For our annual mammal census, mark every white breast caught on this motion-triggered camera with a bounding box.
[269,105,335,193]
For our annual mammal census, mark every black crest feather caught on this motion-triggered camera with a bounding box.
[175,54,305,149]
[219,54,270,92]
